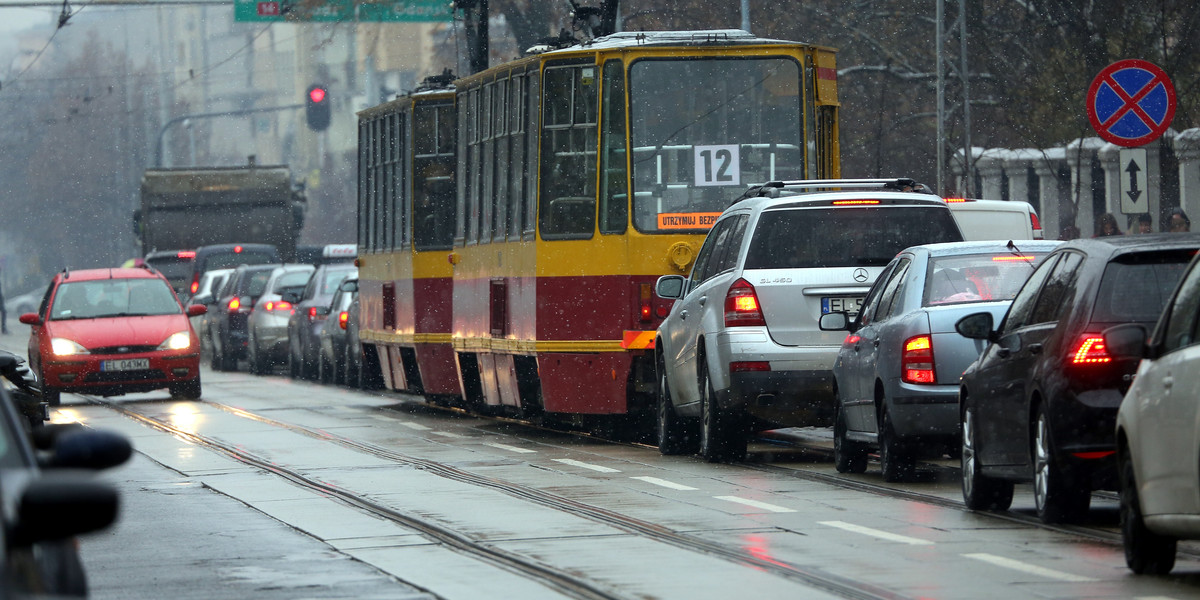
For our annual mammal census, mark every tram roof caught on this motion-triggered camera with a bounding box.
[560,29,831,52]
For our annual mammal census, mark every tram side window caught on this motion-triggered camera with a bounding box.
[599,59,628,234]
[539,63,598,239]
[456,97,470,244]
[414,102,456,252]
[466,89,482,244]
[524,71,539,239]
[357,121,369,250]
[507,74,526,240]
[492,77,509,243]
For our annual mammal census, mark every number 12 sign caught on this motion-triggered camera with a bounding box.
[694,145,740,187]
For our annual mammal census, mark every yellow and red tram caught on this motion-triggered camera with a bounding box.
[357,30,840,431]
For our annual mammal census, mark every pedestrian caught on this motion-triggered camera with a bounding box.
[1095,213,1122,237]
[1131,213,1153,234]
[1058,225,1081,240]
[1169,208,1191,232]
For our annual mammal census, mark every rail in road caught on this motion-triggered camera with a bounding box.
[73,388,1200,600]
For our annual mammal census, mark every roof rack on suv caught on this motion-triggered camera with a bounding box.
[736,178,935,203]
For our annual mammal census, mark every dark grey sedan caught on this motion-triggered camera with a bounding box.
[821,240,1060,482]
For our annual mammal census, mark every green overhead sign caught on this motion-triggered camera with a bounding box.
[234,0,452,22]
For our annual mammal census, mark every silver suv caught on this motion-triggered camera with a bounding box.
[653,179,965,462]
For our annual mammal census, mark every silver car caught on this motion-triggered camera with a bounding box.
[188,267,234,358]
[821,240,1060,481]
[246,264,314,375]
[654,179,965,462]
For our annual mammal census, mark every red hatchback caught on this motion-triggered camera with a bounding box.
[20,267,207,404]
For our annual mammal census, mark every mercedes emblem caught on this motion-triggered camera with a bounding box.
[853,268,869,283]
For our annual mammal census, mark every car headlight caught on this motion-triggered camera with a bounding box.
[50,338,90,356]
[157,331,192,351]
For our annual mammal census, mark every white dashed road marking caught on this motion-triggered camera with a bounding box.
[631,476,697,491]
[432,431,466,438]
[552,459,621,473]
[714,496,796,513]
[483,442,537,454]
[819,521,934,545]
[398,422,431,431]
[963,553,1098,582]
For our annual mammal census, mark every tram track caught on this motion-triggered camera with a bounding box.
[89,395,915,600]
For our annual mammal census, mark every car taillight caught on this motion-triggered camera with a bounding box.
[724,278,766,327]
[1031,212,1043,237]
[901,334,936,384]
[308,307,318,318]
[265,301,292,312]
[190,274,200,295]
[338,311,349,329]
[228,297,240,311]
[1070,335,1111,364]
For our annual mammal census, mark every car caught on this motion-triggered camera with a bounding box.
[946,198,1044,240]
[143,248,197,297]
[341,295,384,390]
[187,267,235,357]
[20,266,206,403]
[955,233,1200,523]
[317,277,357,384]
[296,243,357,266]
[653,178,965,462]
[286,263,356,380]
[207,264,279,372]
[185,243,280,301]
[820,240,1060,481]
[246,263,315,375]
[0,391,130,597]
[1104,249,1200,574]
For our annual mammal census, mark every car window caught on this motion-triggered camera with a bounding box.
[688,217,734,290]
[245,270,274,297]
[1026,251,1083,325]
[855,261,897,327]
[204,251,278,271]
[1001,253,1060,332]
[1091,251,1193,325]
[744,206,961,269]
[50,278,181,320]
[923,251,1052,306]
[712,215,748,274]
[1160,260,1200,353]
[874,258,911,320]
[275,270,312,291]
[319,269,356,295]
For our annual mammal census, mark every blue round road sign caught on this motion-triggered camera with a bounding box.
[1087,59,1176,147]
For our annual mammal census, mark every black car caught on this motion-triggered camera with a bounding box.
[186,243,280,301]
[209,264,279,371]
[0,387,130,596]
[286,263,356,379]
[956,233,1200,523]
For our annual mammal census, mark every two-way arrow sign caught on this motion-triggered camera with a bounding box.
[1120,147,1149,214]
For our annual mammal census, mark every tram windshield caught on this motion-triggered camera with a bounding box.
[629,57,804,233]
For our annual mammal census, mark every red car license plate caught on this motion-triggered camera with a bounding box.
[101,358,150,372]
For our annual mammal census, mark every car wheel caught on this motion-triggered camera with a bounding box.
[656,358,697,456]
[961,402,1013,511]
[209,331,223,371]
[343,344,357,388]
[879,404,914,483]
[1120,449,1176,574]
[833,400,868,474]
[247,334,263,375]
[698,361,746,463]
[288,341,300,379]
[1033,406,1090,523]
[169,378,202,401]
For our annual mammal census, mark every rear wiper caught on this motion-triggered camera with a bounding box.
[1007,240,1036,270]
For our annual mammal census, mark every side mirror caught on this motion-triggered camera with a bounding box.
[18,313,40,326]
[655,275,686,300]
[819,312,850,332]
[955,312,996,341]
[1103,323,1148,360]
[10,474,119,545]
[40,427,132,471]
[186,304,208,317]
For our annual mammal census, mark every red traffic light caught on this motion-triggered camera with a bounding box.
[309,86,326,103]
[305,84,331,131]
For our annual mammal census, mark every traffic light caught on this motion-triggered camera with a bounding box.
[305,84,331,132]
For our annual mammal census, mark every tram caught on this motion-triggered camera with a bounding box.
[357,29,840,433]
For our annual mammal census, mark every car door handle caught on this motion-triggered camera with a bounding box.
[1164,376,1174,389]
[872,340,880,348]
[680,310,688,320]
[698,296,706,307]
[1028,343,1043,355]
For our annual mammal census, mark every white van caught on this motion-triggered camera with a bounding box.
[947,198,1044,240]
